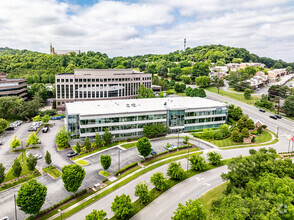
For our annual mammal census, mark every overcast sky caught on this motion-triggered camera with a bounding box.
[1,0,294,61]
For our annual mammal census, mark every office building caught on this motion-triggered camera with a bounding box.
[0,73,27,100]
[66,97,228,140]
[55,69,152,110]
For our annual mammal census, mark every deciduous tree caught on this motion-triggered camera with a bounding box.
[12,157,22,177]
[189,154,206,171]
[136,137,152,158]
[100,155,111,170]
[85,209,108,220]
[134,181,149,204]
[172,199,206,220]
[150,172,167,191]
[0,163,5,184]
[61,164,85,193]
[17,179,47,214]
[42,114,50,123]
[103,128,112,145]
[55,126,70,148]
[27,153,37,171]
[111,194,133,219]
[45,150,52,165]
[207,151,222,166]
[10,135,21,149]
[167,162,186,180]
[26,132,39,147]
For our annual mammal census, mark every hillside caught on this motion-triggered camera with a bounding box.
[0,45,292,85]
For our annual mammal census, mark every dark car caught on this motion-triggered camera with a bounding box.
[275,115,282,119]
[151,149,157,155]
[67,151,78,157]
[42,126,49,133]
[259,109,266,113]
[270,115,278,120]
[5,126,14,131]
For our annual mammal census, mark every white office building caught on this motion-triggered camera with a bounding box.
[66,97,228,140]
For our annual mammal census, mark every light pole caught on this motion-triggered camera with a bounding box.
[288,139,291,153]
[186,147,189,172]
[177,130,180,150]
[277,127,279,137]
[118,150,121,173]
[217,72,220,94]
[14,194,17,220]
[58,209,63,220]
[21,141,24,164]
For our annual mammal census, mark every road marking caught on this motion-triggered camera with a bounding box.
[195,177,204,182]
[203,183,211,186]
[156,209,163,216]
[180,191,188,196]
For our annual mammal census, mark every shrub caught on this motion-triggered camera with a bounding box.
[207,151,222,166]
[251,136,256,143]
[167,162,186,180]
[115,162,138,176]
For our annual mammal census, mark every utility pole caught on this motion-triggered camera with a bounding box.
[14,194,17,220]
[217,72,220,94]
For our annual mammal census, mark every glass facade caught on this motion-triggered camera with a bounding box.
[168,110,185,127]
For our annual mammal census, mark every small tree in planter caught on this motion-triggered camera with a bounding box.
[100,155,112,170]
[183,136,189,144]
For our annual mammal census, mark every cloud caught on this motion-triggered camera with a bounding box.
[0,0,293,61]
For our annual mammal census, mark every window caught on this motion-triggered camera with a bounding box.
[57,79,60,82]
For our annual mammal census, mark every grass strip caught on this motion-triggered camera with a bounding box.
[0,171,41,192]
[75,160,89,166]
[120,142,137,149]
[42,166,61,178]
[222,138,279,150]
[51,151,203,220]
[99,170,110,177]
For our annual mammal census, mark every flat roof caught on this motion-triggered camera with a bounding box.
[66,97,227,116]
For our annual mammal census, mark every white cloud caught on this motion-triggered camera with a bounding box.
[0,0,293,61]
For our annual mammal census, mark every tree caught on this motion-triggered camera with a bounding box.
[45,150,52,165]
[244,89,251,100]
[283,95,294,117]
[257,126,262,135]
[42,114,50,124]
[207,151,222,166]
[255,94,274,110]
[76,142,81,154]
[231,128,243,142]
[232,58,242,63]
[228,104,243,121]
[100,155,111,170]
[241,128,249,138]
[181,75,191,84]
[103,128,112,145]
[27,153,37,171]
[33,115,41,121]
[196,88,206,97]
[61,164,85,193]
[218,124,230,138]
[174,83,186,93]
[134,181,149,204]
[111,194,133,219]
[0,96,22,119]
[0,163,5,184]
[167,162,186,180]
[0,118,8,133]
[12,157,22,177]
[136,137,152,158]
[183,136,189,144]
[85,209,108,220]
[95,133,102,148]
[191,62,210,80]
[137,84,155,98]
[143,123,168,138]
[195,76,211,88]
[150,172,167,191]
[84,137,91,152]
[286,66,293,73]
[55,126,70,148]
[189,154,206,171]
[26,132,39,147]
[17,179,47,214]
[10,135,21,149]
[172,199,206,220]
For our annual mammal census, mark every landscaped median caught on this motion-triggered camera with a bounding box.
[42,166,61,179]
[31,147,202,220]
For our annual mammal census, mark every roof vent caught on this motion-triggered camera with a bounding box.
[164,102,167,106]
[126,104,130,107]
[131,103,136,107]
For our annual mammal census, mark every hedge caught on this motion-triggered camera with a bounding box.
[115,162,138,176]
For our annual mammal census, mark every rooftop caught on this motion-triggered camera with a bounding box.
[66,97,227,116]
[74,69,144,76]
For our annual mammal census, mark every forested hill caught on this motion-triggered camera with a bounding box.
[0,47,40,56]
[0,45,292,84]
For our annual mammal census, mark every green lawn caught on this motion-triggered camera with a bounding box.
[120,142,137,149]
[43,166,61,178]
[99,170,110,177]
[75,159,89,166]
[211,131,272,147]
[205,87,260,105]
[168,88,187,97]
[4,150,31,182]
[57,145,70,151]
[199,182,228,219]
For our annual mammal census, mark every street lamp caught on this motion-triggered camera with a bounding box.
[118,150,122,173]
[21,141,24,164]
[58,209,63,220]
[186,147,190,172]
[14,194,17,220]
[277,127,279,137]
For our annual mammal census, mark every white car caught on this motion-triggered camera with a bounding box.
[34,154,43,160]
[164,143,178,151]
[137,153,145,159]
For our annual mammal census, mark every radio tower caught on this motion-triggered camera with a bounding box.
[184,38,186,50]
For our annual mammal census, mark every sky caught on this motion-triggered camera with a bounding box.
[0,0,294,61]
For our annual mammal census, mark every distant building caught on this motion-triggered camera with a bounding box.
[65,97,228,140]
[0,73,27,100]
[226,63,266,72]
[50,44,80,55]
[55,69,152,110]
[245,72,269,89]
[268,68,287,82]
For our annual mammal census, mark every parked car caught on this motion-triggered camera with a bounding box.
[151,149,157,155]
[34,154,43,160]
[259,109,266,113]
[5,126,14,131]
[0,141,2,145]
[37,139,41,144]
[164,143,178,151]
[10,122,18,128]
[67,151,78,157]
[42,126,49,133]
[275,115,282,119]
[137,153,145,159]
[15,120,23,125]
[0,217,9,220]
[270,115,278,120]
[32,122,41,128]
[28,126,37,131]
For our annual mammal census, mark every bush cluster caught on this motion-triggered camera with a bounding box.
[115,162,138,176]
